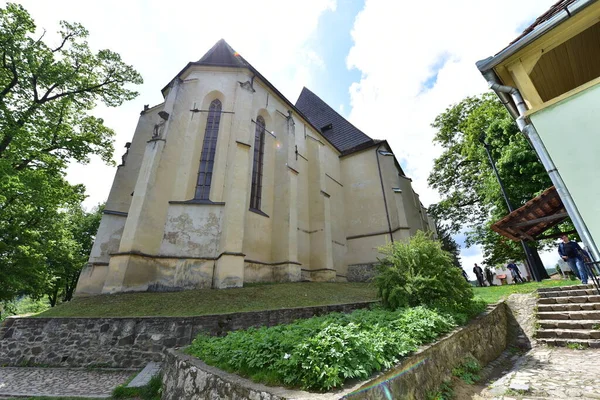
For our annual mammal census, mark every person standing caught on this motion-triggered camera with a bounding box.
[558,235,588,284]
[473,263,485,287]
[484,266,495,286]
[507,261,524,283]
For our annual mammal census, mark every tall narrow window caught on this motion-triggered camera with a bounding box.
[195,99,222,200]
[250,116,265,210]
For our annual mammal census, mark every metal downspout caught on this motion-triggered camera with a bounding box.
[488,81,600,277]
[376,143,394,244]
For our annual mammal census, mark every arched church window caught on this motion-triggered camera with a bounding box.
[250,116,265,210]
[195,99,222,200]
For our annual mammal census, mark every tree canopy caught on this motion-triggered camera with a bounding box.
[0,3,142,301]
[428,93,555,266]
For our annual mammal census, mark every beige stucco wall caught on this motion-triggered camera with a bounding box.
[159,204,223,258]
[88,213,127,265]
[76,65,432,295]
[530,82,600,246]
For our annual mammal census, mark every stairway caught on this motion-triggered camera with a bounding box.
[536,284,600,348]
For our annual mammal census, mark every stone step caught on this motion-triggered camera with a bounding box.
[538,319,600,330]
[127,361,161,388]
[537,284,594,293]
[536,328,600,340]
[537,310,600,320]
[537,295,600,304]
[538,303,600,312]
[537,338,600,348]
[538,288,600,298]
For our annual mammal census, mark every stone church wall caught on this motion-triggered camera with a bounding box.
[0,301,376,368]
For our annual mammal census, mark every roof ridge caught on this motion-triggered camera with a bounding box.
[295,87,373,151]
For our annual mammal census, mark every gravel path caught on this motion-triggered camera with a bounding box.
[477,346,600,399]
[0,367,133,398]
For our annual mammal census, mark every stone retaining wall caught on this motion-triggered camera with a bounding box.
[0,301,375,369]
[161,303,508,400]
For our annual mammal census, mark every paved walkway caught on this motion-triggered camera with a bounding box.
[0,367,133,398]
[476,344,600,399]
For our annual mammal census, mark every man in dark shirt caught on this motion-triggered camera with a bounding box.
[558,235,588,284]
[506,261,524,283]
[473,263,485,287]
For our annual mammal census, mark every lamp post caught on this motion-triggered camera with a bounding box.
[479,135,544,282]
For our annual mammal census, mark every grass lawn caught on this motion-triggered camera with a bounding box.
[36,282,378,318]
[473,279,581,304]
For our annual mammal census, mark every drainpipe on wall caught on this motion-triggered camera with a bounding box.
[376,143,394,244]
[487,81,600,269]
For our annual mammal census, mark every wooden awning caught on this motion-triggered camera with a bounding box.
[491,186,571,242]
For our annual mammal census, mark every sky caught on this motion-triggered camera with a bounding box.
[8,0,563,277]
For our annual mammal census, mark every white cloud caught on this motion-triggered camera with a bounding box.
[10,0,336,208]
[344,0,558,267]
[345,0,557,207]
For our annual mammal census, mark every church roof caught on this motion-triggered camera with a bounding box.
[197,39,246,68]
[166,39,377,154]
[295,87,374,152]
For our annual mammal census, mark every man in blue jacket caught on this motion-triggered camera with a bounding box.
[558,234,588,284]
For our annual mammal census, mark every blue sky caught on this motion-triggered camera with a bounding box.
[308,0,365,118]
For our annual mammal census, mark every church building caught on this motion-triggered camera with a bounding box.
[75,40,434,295]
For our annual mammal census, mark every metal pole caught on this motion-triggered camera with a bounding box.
[480,137,541,281]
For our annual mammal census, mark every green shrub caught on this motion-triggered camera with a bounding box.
[452,356,481,384]
[427,379,454,400]
[187,307,459,391]
[374,231,476,315]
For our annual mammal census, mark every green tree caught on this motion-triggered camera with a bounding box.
[428,93,553,266]
[435,220,461,268]
[46,204,103,306]
[0,3,142,302]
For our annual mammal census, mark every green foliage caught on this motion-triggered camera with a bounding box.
[427,93,557,266]
[374,231,479,316]
[427,380,454,400]
[112,375,162,400]
[0,3,141,302]
[0,295,50,321]
[452,356,481,384]
[435,221,461,268]
[187,306,461,391]
[566,342,586,350]
[45,204,104,306]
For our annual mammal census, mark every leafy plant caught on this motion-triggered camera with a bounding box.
[566,342,586,350]
[452,356,481,384]
[187,306,461,391]
[427,380,454,400]
[374,231,481,316]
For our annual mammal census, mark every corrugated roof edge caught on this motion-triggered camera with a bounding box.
[475,0,594,73]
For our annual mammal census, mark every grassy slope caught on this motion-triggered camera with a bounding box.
[473,279,580,304]
[33,279,581,318]
[36,282,378,318]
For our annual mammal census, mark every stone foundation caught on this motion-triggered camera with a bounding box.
[0,301,375,369]
[346,263,377,282]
